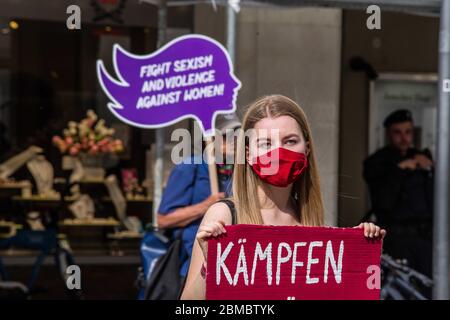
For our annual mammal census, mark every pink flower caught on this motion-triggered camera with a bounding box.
[98,138,109,146]
[52,136,69,153]
[69,146,79,156]
[52,135,62,144]
[65,136,74,146]
[89,145,99,155]
[81,137,88,149]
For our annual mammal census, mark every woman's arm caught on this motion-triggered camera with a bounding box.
[180,201,233,300]
[179,236,207,300]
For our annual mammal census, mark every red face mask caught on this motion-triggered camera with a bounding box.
[250,147,308,187]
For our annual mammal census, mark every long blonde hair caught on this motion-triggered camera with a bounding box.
[232,94,324,226]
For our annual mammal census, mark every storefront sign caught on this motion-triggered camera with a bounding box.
[97,34,241,136]
[206,225,382,300]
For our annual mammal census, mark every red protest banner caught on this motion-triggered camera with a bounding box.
[206,225,382,300]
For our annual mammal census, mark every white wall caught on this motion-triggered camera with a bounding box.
[195,5,342,226]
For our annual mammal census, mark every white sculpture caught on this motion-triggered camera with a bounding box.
[104,174,142,233]
[0,146,43,180]
[68,194,95,220]
[26,155,59,198]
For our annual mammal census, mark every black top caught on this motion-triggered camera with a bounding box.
[217,199,237,225]
[363,146,434,227]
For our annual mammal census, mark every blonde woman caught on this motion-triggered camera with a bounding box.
[180,94,386,300]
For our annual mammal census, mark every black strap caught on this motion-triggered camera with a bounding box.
[217,199,237,225]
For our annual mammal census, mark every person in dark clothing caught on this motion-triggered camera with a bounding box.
[363,109,433,282]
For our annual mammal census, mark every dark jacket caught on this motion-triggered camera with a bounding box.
[363,146,434,227]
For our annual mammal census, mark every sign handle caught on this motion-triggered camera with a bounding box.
[206,136,219,194]
[152,0,168,229]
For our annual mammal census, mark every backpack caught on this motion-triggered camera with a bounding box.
[137,226,190,300]
[138,162,200,300]
[142,229,188,300]
[137,228,169,299]
[137,197,236,299]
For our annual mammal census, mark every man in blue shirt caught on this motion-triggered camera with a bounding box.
[157,114,241,278]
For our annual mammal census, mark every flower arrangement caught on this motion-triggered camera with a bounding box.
[121,169,143,197]
[52,110,124,156]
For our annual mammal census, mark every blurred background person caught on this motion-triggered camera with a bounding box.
[363,109,433,282]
